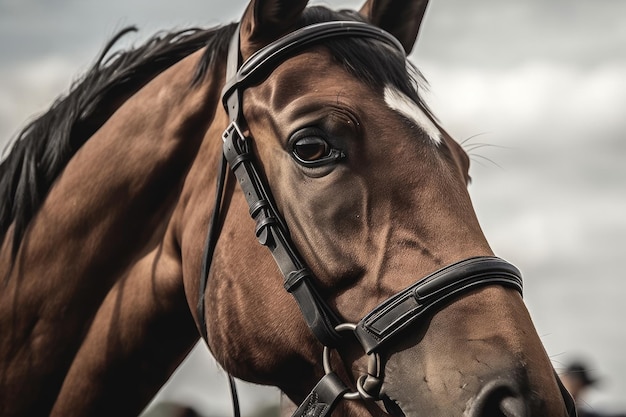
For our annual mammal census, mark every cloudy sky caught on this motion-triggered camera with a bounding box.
[1,0,625,415]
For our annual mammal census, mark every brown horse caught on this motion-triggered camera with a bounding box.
[0,1,576,416]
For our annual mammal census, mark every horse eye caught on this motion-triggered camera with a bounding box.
[289,128,345,168]
[292,136,331,162]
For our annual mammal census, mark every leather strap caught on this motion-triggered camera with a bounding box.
[222,121,343,346]
[224,23,243,124]
[221,21,404,122]
[354,257,523,353]
[197,154,228,342]
[291,373,350,417]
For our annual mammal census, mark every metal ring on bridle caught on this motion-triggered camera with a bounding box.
[322,323,381,401]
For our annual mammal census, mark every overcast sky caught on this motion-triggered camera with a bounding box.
[1,0,625,415]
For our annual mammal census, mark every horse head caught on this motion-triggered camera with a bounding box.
[191,1,576,416]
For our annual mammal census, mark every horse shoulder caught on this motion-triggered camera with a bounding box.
[49,229,197,417]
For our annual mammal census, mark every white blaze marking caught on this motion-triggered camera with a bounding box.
[383,86,442,145]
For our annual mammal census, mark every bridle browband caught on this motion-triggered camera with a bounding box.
[197,20,576,417]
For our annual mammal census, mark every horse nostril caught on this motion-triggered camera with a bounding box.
[470,381,529,417]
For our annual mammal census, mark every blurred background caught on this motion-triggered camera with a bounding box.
[1,0,624,415]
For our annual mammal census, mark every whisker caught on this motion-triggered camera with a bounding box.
[460,131,492,145]
[461,132,519,174]
[469,153,504,170]
[468,156,490,169]
[464,142,514,153]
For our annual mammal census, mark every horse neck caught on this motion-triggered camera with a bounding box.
[0,45,229,417]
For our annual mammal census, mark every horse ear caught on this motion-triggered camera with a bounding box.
[358,0,430,53]
[239,0,309,59]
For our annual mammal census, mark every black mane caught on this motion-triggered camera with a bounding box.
[0,23,236,256]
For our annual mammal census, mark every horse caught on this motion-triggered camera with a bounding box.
[0,1,577,416]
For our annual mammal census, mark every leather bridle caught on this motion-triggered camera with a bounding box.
[197,20,577,417]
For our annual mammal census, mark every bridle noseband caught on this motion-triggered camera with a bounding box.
[197,20,576,417]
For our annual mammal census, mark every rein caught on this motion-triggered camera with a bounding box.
[196,20,574,417]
